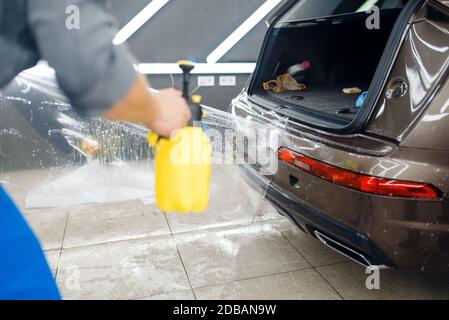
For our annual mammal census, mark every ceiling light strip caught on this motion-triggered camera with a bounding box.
[356,0,379,12]
[206,0,282,64]
[113,0,171,45]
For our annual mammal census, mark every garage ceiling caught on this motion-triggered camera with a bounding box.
[106,0,272,63]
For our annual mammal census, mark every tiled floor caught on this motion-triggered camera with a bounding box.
[4,168,449,300]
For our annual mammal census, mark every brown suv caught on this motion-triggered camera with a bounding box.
[232,0,449,272]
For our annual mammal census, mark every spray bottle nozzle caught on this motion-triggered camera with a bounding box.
[178,60,202,124]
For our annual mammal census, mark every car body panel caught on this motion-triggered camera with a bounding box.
[365,1,449,142]
[401,78,449,150]
[436,0,449,9]
[233,93,449,271]
[232,0,449,272]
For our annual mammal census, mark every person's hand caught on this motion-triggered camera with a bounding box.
[103,75,191,137]
[146,88,191,137]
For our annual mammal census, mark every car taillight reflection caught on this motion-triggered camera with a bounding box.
[278,147,441,199]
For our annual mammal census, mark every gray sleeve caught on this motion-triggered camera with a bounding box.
[27,0,137,116]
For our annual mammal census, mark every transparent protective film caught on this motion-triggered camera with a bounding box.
[184,104,289,227]
[0,67,154,209]
[1,67,289,227]
[1,118,154,209]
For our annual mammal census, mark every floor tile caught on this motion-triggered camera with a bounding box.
[194,269,340,300]
[57,236,190,300]
[138,289,196,300]
[24,161,155,209]
[165,166,266,234]
[63,201,170,248]
[1,183,27,211]
[174,222,310,288]
[23,209,68,251]
[1,168,66,211]
[7,165,449,301]
[318,261,449,300]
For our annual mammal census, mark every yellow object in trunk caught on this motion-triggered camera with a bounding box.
[149,127,212,213]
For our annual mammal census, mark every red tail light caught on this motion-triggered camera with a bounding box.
[278,147,441,199]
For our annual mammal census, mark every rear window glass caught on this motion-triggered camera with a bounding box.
[279,0,407,23]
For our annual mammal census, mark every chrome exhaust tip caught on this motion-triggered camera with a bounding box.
[314,230,388,269]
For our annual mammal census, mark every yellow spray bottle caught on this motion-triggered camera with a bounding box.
[148,60,212,213]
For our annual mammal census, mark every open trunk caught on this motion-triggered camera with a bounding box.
[250,5,405,126]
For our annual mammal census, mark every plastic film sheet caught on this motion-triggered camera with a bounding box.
[0,66,290,225]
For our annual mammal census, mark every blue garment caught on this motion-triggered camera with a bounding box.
[0,186,61,300]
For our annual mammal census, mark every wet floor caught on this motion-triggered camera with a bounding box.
[4,168,449,300]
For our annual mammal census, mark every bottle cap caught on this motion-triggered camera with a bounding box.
[192,95,202,104]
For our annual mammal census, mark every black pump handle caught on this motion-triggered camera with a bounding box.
[178,60,202,125]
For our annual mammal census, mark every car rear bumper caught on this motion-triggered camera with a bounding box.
[241,164,394,269]
[233,92,449,273]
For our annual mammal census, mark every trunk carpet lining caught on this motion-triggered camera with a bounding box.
[265,84,369,120]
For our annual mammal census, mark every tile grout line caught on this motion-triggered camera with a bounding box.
[130,288,194,301]
[314,264,348,300]
[163,211,198,301]
[58,217,280,251]
[54,209,70,281]
[191,266,314,292]
[280,232,345,300]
